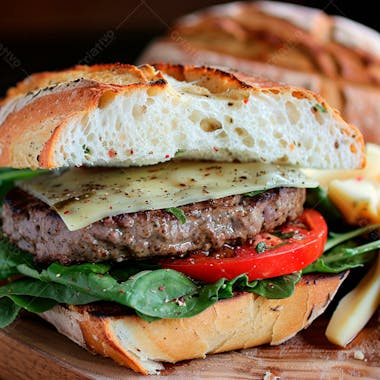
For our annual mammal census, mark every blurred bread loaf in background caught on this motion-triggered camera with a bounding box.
[139,1,380,144]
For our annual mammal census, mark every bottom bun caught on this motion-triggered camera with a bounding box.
[42,272,348,375]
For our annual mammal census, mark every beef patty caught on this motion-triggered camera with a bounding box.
[2,187,305,265]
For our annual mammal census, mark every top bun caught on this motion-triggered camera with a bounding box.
[0,63,364,169]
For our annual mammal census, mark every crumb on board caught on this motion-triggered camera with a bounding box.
[353,350,365,361]
[263,370,280,380]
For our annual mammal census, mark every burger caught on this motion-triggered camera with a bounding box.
[0,63,370,375]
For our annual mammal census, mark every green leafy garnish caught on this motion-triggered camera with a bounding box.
[255,241,267,253]
[82,144,91,156]
[174,149,186,157]
[271,230,297,239]
[312,104,327,113]
[243,190,265,197]
[166,207,186,224]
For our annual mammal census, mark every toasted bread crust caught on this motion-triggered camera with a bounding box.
[42,272,348,375]
[0,63,365,169]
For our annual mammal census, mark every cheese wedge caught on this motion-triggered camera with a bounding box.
[328,179,380,224]
[326,254,380,346]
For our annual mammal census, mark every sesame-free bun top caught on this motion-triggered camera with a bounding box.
[0,63,364,169]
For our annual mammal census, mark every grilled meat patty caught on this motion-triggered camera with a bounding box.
[2,187,305,264]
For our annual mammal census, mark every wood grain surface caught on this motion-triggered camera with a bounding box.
[0,311,379,380]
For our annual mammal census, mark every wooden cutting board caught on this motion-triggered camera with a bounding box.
[0,311,379,380]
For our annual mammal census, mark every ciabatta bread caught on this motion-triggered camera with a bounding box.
[0,63,364,169]
[42,272,348,375]
[138,1,380,145]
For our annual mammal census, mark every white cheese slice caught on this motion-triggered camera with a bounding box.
[18,161,317,231]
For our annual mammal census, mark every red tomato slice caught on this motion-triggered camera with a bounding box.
[160,209,327,282]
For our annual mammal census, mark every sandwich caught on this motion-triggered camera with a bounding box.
[139,1,380,146]
[0,63,372,375]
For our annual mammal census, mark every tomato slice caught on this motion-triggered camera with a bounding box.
[160,209,327,282]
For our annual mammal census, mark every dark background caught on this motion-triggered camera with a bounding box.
[0,0,378,96]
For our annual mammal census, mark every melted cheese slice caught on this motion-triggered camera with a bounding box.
[18,161,317,231]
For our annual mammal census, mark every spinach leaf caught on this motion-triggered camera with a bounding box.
[218,272,300,300]
[218,273,258,299]
[110,261,160,281]
[0,278,99,305]
[44,264,223,319]
[303,240,378,274]
[249,272,301,299]
[8,295,58,313]
[122,269,199,318]
[0,297,21,328]
[0,168,46,203]
[303,222,380,274]
[324,224,380,252]
[15,264,41,280]
[0,169,46,182]
[42,262,125,301]
[127,271,224,319]
[0,237,35,280]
